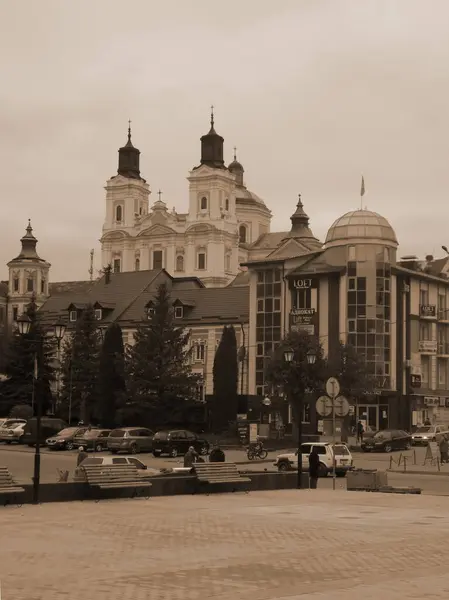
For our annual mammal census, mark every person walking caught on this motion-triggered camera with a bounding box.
[356,420,364,444]
[308,446,320,489]
[439,435,448,464]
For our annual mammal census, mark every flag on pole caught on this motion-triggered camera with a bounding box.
[361,176,365,197]
[33,355,38,379]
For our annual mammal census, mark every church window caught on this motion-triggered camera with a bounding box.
[176,255,184,272]
[225,253,231,272]
[113,258,121,273]
[13,278,19,292]
[27,277,34,293]
[135,258,140,271]
[153,250,163,270]
[197,252,206,270]
[239,225,247,244]
[41,278,45,293]
[200,197,207,211]
[12,307,18,321]
[115,205,123,222]
[225,198,229,211]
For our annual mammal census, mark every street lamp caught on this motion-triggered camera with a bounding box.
[53,319,66,413]
[284,346,317,489]
[16,313,67,505]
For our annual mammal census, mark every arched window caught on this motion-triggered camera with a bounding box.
[239,225,247,244]
[135,258,140,271]
[200,196,207,210]
[176,255,184,272]
[115,205,123,222]
[225,198,229,211]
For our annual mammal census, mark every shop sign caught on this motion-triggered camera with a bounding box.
[424,396,443,407]
[290,308,316,336]
[420,304,436,318]
[292,278,312,289]
[418,340,437,353]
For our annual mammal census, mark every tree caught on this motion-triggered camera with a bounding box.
[126,283,201,426]
[97,323,125,428]
[265,330,327,427]
[328,342,374,399]
[211,325,239,431]
[0,299,54,416]
[60,305,101,423]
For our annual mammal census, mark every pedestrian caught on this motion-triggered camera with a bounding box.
[439,435,448,464]
[184,446,198,468]
[356,420,364,444]
[308,447,320,489]
[77,447,88,467]
[424,417,431,426]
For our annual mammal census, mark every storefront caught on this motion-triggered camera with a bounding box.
[411,395,449,426]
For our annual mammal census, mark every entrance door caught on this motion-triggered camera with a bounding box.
[357,405,378,431]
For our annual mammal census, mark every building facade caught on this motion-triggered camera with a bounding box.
[100,115,274,287]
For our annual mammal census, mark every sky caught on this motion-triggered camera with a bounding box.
[1,0,449,281]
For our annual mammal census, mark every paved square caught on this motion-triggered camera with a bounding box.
[2,490,449,599]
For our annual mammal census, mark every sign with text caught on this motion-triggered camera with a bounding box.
[419,340,437,353]
[290,277,318,290]
[290,308,316,336]
[420,304,436,318]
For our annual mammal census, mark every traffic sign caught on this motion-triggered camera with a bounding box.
[325,377,340,399]
[333,396,350,417]
[316,396,333,417]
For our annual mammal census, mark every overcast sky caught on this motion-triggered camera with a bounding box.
[1,0,449,281]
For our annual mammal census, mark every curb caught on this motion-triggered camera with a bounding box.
[388,469,449,477]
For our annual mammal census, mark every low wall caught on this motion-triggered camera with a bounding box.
[1,471,310,505]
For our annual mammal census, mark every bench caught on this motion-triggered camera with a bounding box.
[81,464,152,500]
[193,462,251,493]
[0,467,25,506]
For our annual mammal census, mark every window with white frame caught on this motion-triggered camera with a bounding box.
[95,309,102,320]
[174,306,183,319]
[69,310,77,322]
[146,305,155,319]
[195,342,205,362]
[419,285,429,307]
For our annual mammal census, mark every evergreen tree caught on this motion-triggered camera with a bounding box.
[60,305,101,423]
[0,299,54,416]
[126,283,201,426]
[211,325,239,431]
[97,323,125,428]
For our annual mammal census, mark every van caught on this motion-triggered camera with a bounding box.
[22,417,67,446]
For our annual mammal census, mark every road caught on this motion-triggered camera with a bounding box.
[1,443,449,494]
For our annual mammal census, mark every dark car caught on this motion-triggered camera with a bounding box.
[46,427,89,450]
[73,428,112,452]
[361,429,412,453]
[22,417,68,447]
[152,430,210,458]
[107,427,154,454]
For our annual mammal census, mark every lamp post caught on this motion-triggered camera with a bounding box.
[17,314,67,504]
[53,318,66,413]
[284,347,317,489]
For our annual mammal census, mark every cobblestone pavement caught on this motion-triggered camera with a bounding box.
[2,490,449,599]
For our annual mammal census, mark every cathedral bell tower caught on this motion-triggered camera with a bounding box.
[199,106,225,169]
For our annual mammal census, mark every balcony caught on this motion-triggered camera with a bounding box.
[438,308,449,322]
[420,304,436,318]
[418,340,437,353]
[438,342,449,356]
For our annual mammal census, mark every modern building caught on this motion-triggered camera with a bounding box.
[243,198,449,432]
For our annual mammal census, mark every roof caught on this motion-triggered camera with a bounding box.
[249,231,289,250]
[38,269,249,327]
[49,281,94,296]
[325,209,398,247]
[235,188,269,209]
[228,272,250,287]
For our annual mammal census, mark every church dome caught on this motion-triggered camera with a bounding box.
[228,159,244,173]
[325,209,398,248]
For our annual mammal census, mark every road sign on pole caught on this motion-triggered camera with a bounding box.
[334,396,350,418]
[325,377,340,399]
[316,396,333,417]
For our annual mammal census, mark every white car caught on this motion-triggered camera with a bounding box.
[273,442,354,477]
[0,422,26,443]
[412,425,449,446]
[73,455,160,481]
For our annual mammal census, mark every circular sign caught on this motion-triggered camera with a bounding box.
[334,395,350,417]
[326,377,340,399]
[316,396,333,417]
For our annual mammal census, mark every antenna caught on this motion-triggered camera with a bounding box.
[89,249,94,281]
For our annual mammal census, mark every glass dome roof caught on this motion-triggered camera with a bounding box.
[325,209,398,247]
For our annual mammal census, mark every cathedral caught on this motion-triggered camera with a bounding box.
[101,111,276,287]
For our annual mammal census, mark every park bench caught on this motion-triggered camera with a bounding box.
[0,467,25,506]
[193,462,251,493]
[82,464,152,500]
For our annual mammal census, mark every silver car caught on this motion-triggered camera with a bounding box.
[412,425,449,446]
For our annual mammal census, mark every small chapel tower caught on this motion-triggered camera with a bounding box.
[7,221,51,324]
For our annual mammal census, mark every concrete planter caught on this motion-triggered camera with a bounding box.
[347,469,388,491]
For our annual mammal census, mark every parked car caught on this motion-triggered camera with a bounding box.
[361,429,412,453]
[73,455,159,481]
[273,443,353,477]
[73,428,112,452]
[107,427,154,454]
[0,418,27,429]
[0,422,26,444]
[152,430,210,457]
[412,425,449,446]
[22,417,67,446]
[46,427,89,450]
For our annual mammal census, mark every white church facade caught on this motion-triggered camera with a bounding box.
[100,113,274,287]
